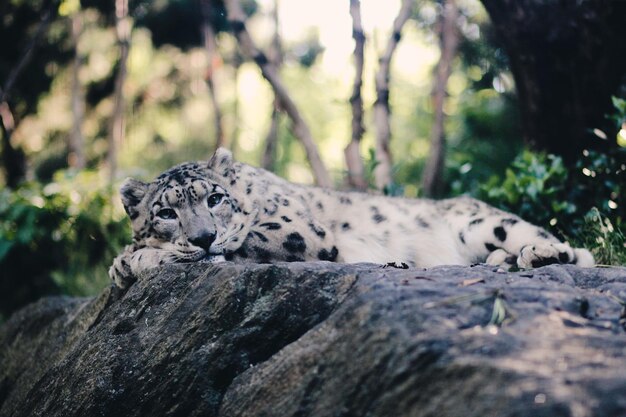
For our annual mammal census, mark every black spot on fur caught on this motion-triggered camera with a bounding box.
[252,231,268,242]
[494,226,507,242]
[537,230,550,239]
[505,254,518,265]
[415,216,430,228]
[339,196,352,205]
[260,222,282,230]
[502,218,519,226]
[316,201,324,210]
[318,246,339,262]
[283,232,307,253]
[485,242,498,252]
[308,222,326,239]
[281,199,290,206]
[342,222,351,230]
[459,232,465,244]
[558,252,570,263]
[373,214,387,223]
[264,203,278,215]
[281,216,292,223]
[469,218,484,226]
[531,257,560,268]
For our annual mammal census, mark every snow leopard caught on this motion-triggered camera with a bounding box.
[109,148,594,288]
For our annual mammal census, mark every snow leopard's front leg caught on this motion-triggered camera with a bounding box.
[476,217,594,268]
[450,200,594,268]
[109,245,180,288]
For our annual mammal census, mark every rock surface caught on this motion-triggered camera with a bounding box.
[1,262,626,417]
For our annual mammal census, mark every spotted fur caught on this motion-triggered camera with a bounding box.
[109,148,594,288]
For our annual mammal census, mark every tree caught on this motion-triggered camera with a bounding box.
[69,10,86,169]
[344,0,367,191]
[373,0,413,192]
[107,0,131,182]
[421,0,460,197]
[200,0,226,149]
[261,0,283,171]
[224,0,332,187]
[480,0,626,162]
[0,0,60,187]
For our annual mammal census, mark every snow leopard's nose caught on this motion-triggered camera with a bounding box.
[188,231,216,251]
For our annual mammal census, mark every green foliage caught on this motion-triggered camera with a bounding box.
[478,151,573,228]
[578,209,626,266]
[474,149,626,265]
[0,171,129,314]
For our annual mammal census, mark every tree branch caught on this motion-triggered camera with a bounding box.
[344,0,368,191]
[223,0,332,188]
[373,0,413,191]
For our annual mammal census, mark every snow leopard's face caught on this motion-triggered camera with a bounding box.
[120,149,249,261]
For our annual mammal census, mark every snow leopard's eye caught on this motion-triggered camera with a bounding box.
[156,208,177,220]
[207,193,224,208]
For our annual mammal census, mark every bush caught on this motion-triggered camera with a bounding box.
[0,171,130,316]
[473,148,625,265]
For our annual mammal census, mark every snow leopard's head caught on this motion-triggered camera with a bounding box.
[119,148,252,262]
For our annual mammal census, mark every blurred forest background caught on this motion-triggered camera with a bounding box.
[1,0,625,319]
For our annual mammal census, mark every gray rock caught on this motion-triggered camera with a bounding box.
[1,262,626,417]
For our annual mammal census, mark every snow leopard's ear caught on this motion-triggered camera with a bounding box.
[208,147,234,179]
[120,178,147,217]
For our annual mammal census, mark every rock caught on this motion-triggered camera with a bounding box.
[1,262,626,417]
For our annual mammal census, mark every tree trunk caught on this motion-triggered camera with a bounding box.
[480,0,626,161]
[344,0,367,191]
[0,5,54,187]
[200,0,226,149]
[0,100,26,188]
[224,0,332,188]
[69,12,86,170]
[107,0,131,182]
[373,0,413,192]
[262,0,282,171]
[230,52,243,158]
[421,0,459,197]
[262,103,280,171]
